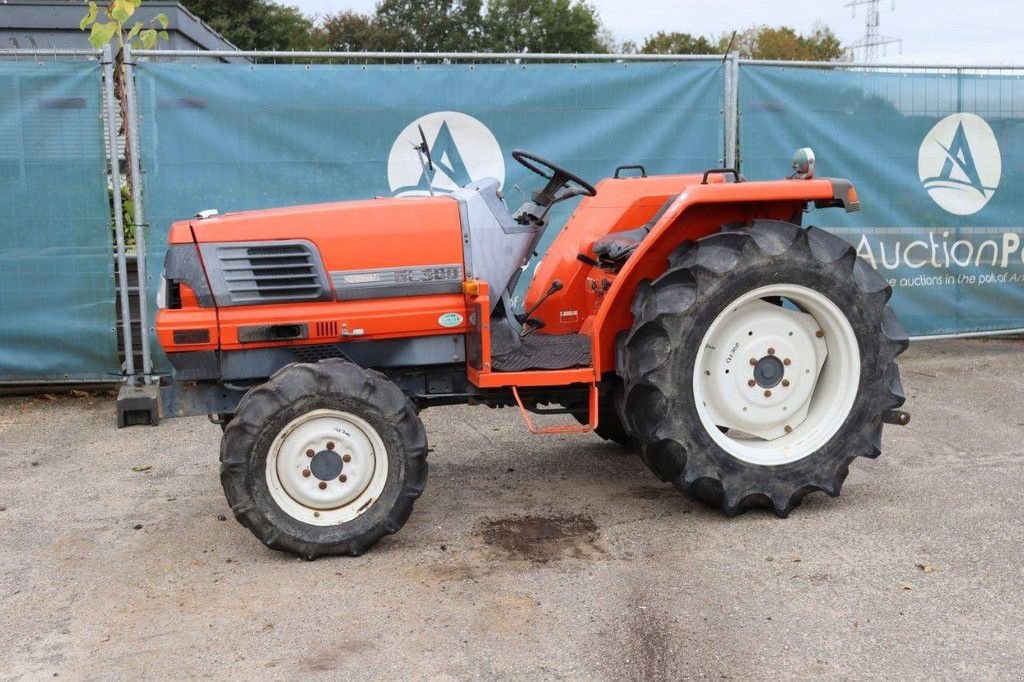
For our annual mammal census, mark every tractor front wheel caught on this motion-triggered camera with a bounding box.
[618,221,908,516]
[220,360,428,558]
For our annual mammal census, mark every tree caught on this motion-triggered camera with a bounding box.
[638,31,717,55]
[312,10,381,52]
[180,0,315,50]
[483,0,605,53]
[372,0,485,52]
[719,24,843,61]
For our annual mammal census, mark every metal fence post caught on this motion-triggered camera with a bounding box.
[723,53,739,170]
[122,45,154,385]
[101,44,136,385]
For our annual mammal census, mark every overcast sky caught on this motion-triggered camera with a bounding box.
[286,0,1018,64]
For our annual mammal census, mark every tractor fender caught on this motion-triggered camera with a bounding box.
[590,178,845,375]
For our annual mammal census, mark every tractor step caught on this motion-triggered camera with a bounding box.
[512,383,598,435]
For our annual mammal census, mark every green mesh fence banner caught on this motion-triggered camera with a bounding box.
[135,60,725,371]
[0,61,118,382]
[740,64,1024,337]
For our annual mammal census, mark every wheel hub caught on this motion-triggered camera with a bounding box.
[309,449,343,481]
[265,409,386,520]
[696,298,828,442]
[753,354,785,388]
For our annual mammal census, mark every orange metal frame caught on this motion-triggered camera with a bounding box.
[465,280,598,433]
[464,281,598,390]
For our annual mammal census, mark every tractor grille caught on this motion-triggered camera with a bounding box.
[215,243,325,305]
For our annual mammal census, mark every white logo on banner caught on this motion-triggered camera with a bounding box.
[918,113,1001,216]
[387,111,504,197]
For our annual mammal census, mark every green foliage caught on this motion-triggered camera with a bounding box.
[181,0,315,50]
[635,31,717,55]
[312,10,380,52]
[718,24,844,61]
[623,24,843,61]
[482,0,605,53]
[311,0,606,54]
[108,183,135,246]
[80,0,169,50]
[373,0,484,52]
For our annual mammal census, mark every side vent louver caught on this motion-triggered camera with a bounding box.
[316,321,339,338]
[211,241,328,306]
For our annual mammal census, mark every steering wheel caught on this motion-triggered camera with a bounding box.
[511,149,597,205]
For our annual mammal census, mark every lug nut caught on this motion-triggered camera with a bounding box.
[749,358,758,366]
[764,390,772,398]
[302,469,311,477]
[781,379,790,387]
[342,454,352,463]
[767,347,775,355]
[783,358,791,366]
[318,481,327,490]
[815,330,824,338]
[326,441,335,450]
[339,474,348,483]
[306,449,315,457]
[747,379,756,387]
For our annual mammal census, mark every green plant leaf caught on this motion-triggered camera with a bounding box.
[154,13,169,29]
[88,20,117,48]
[140,29,157,49]
[110,0,134,24]
[157,30,169,42]
[125,21,142,41]
[79,2,98,30]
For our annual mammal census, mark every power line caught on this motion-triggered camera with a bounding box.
[844,0,903,62]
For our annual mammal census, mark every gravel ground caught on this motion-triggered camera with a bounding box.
[0,338,1022,680]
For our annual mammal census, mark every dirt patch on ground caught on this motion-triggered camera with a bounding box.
[479,514,605,562]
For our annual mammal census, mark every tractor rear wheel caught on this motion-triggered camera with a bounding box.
[220,360,428,558]
[618,221,908,516]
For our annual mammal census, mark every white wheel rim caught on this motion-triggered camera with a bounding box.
[265,408,389,526]
[693,284,860,466]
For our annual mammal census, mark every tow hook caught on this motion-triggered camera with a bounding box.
[882,409,911,426]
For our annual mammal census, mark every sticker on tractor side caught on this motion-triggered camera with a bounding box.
[438,312,464,328]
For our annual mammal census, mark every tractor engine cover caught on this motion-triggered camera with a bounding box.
[157,196,470,382]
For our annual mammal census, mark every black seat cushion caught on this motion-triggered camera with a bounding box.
[591,225,650,262]
[589,194,678,263]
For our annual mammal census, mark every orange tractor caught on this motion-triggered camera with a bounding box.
[153,145,909,558]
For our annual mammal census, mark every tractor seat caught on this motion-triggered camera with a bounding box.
[589,194,678,264]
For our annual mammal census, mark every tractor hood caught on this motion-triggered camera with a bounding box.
[178,196,464,276]
[165,195,467,310]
